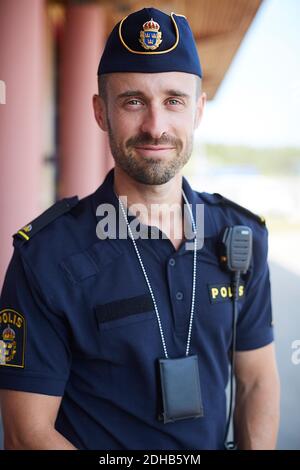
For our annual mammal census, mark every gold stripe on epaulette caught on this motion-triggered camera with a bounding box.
[17,230,30,241]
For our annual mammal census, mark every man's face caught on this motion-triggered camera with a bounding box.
[94,72,205,185]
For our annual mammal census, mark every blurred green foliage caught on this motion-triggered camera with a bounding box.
[203,145,300,175]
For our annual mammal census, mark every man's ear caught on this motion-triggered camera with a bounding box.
[194,92,206,130]
[93,94,108,131]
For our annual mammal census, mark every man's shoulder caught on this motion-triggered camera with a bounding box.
[194,190,269,269]
[12,193,97,259]
[13,196,79,245]
[6,193,103,303]
[195,190,267,229]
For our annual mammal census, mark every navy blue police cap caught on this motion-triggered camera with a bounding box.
[97,7,202,78]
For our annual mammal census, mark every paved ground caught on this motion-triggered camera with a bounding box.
[0,260,299,450]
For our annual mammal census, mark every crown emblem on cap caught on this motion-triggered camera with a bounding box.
[139,18,162,50]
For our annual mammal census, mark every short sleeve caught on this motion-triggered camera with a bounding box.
[0,249,71,396]
[235,228,274,351]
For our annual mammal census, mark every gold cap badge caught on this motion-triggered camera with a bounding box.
[139,18,162,50]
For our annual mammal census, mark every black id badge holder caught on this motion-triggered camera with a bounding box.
[158,355,204,424]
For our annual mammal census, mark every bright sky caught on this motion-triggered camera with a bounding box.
[197,0,300,148]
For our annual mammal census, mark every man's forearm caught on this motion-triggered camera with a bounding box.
[234,377,280,450]
[5,426,77,450]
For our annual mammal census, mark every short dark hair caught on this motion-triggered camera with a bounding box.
[98,74,202,102]
[98,74,109,102]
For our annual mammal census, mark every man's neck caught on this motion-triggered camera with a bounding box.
[113,166,184,249]
[114,166,182,208]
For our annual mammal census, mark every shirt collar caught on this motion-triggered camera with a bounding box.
[92,168,119,212]
[182,175,216,240]
[92,168,216,241]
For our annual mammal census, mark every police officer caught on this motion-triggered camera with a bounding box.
[0,7,279,450]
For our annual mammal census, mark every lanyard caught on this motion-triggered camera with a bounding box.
[117,190,197,359]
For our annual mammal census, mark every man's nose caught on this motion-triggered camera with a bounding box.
[140,105,167,140]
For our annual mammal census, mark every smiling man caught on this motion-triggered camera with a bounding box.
[97,72,200,185]
[0,7,279,450]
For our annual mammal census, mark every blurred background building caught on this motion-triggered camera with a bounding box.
[0,0,299,449]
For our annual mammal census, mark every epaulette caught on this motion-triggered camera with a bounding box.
[13,196,79,244]
[200,192,266,226]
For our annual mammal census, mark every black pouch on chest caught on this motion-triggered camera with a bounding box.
[158,355,204,424]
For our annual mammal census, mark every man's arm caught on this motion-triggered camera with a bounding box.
[234,342,280,450]
[0,390,77,450]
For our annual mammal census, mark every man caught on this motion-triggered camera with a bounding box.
[0,7,279,450]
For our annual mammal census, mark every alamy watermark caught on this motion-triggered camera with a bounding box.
[95,199,205,251]
[291,340,300,365]
[0,80,6,104]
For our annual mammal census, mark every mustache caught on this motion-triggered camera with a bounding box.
[126,133,180,148]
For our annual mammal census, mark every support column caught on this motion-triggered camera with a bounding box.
[59,4,109,199]
[0,0,45,287]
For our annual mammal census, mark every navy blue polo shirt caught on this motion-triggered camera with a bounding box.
[0,169,273,450]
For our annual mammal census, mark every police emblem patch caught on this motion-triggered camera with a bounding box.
[139,19,162,50]
[0,309,25,368]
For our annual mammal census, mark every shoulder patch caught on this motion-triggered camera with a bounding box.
[0,309,25,368]
[200,192,266,226]
[14,196,79,245]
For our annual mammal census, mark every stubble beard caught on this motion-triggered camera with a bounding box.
[107,117,194,185]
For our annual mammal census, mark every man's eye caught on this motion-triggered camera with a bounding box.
[126,99,143,106]
[167,99,182,106]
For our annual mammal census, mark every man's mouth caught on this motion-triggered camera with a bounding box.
[134,145,176,156]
